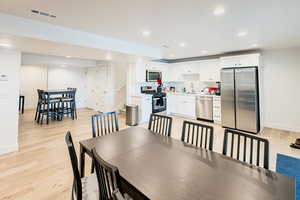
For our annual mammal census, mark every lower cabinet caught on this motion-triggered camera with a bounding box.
[167,94,196,119]
[213,96,221,123]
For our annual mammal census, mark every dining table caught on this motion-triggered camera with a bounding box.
[43,89,74,96]
[79,127,295,200]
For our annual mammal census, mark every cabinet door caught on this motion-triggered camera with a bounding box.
[239,55,259,67]
[136,62,146,82]
[166,95,174,114]
[183,101,195,117]
[220,57,240,67]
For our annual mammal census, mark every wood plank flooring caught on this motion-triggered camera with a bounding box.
[0,108,300,200]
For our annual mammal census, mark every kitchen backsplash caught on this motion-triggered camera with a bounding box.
[134,81,218,93]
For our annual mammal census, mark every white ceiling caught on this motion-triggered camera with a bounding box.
[0,33,148,62]
[1,0,300,59]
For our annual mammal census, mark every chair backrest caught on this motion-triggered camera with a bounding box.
[37,89,45,101]
[92,148,121,200]
[65,88,77,99]
[65,132,82,200]
[148,113,172,137]
[222,129,269,169]
[181,120,214,151]
[91,112,119,137]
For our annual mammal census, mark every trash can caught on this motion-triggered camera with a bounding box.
[126,104,138,126]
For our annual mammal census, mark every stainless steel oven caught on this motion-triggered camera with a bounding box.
[146,70,162,82]
[152,93,166,113]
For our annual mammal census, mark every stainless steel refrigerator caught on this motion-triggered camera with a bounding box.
[221,67,260,133]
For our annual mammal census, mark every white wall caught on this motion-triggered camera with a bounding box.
[48,67,88,108]
[262,47,300,132]
[0,49,20,155]
[20,66,48,108]
[20,65,88,109]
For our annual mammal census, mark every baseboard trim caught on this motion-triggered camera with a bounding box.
[0,144,18,156]
[264,122,300,133]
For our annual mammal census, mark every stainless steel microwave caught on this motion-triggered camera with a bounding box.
[146,70,162,82]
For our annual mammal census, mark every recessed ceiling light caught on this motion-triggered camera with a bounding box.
[213,6,225,16]
[66,56,71,58]
[251,44,258,47]
[142,30,151,37]
[201,50,208,54]
[0,43,12,48]
[179,42,186,47]
[169,54,175,58]
[237,31,248,37]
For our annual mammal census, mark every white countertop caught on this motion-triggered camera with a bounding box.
[167,92,219,97]
[131,94,152,98]
[131,92,221,98]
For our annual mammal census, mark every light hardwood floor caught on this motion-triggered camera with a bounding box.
[0,108,300,200]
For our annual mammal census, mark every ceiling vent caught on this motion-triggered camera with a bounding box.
[31,9,56,18]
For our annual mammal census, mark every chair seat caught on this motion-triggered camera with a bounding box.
[80,174,99,200]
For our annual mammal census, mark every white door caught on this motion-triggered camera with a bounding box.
[86,66,109,112]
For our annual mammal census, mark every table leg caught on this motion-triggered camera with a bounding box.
[19,96,21,112]
[80,145,85,178]
[22,96,25,114]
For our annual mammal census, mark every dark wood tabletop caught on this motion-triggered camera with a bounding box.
[43,89,73,95]
[79,127,295,200]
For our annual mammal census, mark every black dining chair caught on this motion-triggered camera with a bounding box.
[181,120,214,151]
[65,132,99,200]
[222,129,270,169]
[91,148,132,200]
[91,112,119,137]
[35,89,44,121]
[148,114,172,137]
[61,88,77,120]
[37,90,61,124]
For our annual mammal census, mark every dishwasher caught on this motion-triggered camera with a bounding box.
[196,95,213,121]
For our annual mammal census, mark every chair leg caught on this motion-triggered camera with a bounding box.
[34,102,39,120]
[38,104,43,124]
[71,181,75,200]
[46,103,50,124]
[74,103,77,119]
[91,160,95,173]
[71,102,75,120]
[37,104,41,122]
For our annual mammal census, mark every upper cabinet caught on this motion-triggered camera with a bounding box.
[220,54,260,68]
[134,61,169,82]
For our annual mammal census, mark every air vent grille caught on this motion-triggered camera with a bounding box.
[31,9,56,18]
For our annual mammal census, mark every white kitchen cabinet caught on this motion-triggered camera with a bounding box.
[166,94,175,114]
[168,94,196,118]
[239,54,259,67]
[135,61,146,82]
[213,96,221,123]
[220,54,260,68]
[131,95,152,124]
